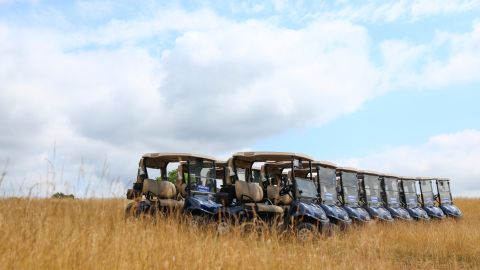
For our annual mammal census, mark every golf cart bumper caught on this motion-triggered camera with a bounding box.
[440,204,463,219]
[366,206,394,222]
[387,207,413,221]
[321,204,352,225]
[293,202,330,225]
[407,207,430,220]
[343,206,372,223]
[424,206,446,220]
[184,195,223,215]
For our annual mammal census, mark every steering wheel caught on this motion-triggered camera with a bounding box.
[279,184,293,196]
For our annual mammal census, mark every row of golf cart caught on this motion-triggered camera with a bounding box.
[126,152,462,240]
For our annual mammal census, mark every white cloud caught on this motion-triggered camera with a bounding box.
[340,130,480,197]
[420,21,480,88]
[410,0,480,19]
[318,0,480,23]
[379,20,480,90]
[0,4,479,197]
[0,12,382,196]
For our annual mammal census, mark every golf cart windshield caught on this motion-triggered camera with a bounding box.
[364,175,382,207]
[420,180,435,206]
[318,167,337,205]
[437,180,452,205]
[342,172,359,206]
[295,177,318,199]
[252,169,262,183]
[384,178,400,207]
[403,180,418,208]
[188,159,216,194]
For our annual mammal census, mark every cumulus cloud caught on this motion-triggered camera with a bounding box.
[379,20,480,91]
[0,4,479,197]
[340,130,480,197]
[0,12,382,196]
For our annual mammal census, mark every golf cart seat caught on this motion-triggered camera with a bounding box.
[267,185,292,205]
[143,179,176,198]
[235,181,283,213]
[158,199,184,208]
[245,203,284,213]
[143,179,184,208]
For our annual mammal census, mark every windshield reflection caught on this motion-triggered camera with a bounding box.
[384,178,400,207]
[438,180,452,205]
[402,180,418,208]
[295,177,318,199]
[342,172,359,206]
[318,167,337,205]
[189,160,217,194]
[420,180,435,206]
[364,175,381,207]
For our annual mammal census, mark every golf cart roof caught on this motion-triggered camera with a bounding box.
[399,176,416,181]
[215,160,227,167]
[415,177,435,181]
[312,160,337,169]
[261,161,293,176]
[337,166,360,173]
[264,161,293,169]
[436,177,450,181]
[379,172,400,178]
[215,160,227,179]
[358,170,382,176]
[232,151,314,162]
[141,153,216,168]
[293,168,313,178]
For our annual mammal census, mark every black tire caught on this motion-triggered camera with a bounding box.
[216,215,238,235]
[321,222,338,237]
[296,222,317,241]
[125,202,140,220]
[191,214,209,228]
[216,218,232,235]
[338,220,351,231]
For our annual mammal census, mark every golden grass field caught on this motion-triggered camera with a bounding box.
[0,198,478,270]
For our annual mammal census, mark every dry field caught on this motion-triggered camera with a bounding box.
[0,198,479,270]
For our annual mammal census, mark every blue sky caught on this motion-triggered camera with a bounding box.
[0,0,479,197]
[255,85,480,158]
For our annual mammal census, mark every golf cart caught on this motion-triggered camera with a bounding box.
[176,159,243,227]
[125,153,192,216]
[399,177,430,220]
[358,170,394,222]
[261,160,331,239]
[336,167,372,224]
[417,177,446,220]
[126,153,241,225]
[435,178,463,219]
[311,161,352,229]
[228,152,330,240]
[379,174,412,221]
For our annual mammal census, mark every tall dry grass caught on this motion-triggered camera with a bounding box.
[0,198,478,270]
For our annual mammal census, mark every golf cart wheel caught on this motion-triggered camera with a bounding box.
[216,219,232,235]
[321,223,338,237]
[296,222,317,242]
[124,202,137,220]
[216,215,238,235]
[125,202,144,220]
[191,214,208,228]
[338,221,351,231]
